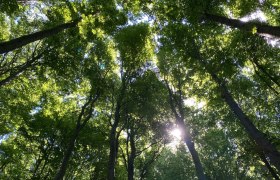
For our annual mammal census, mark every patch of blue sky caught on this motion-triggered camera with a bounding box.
[0,133,12,144]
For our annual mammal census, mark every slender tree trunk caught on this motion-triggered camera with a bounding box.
[31,155,43,179]
[54,126,80,180]
[54,93,99,180]
[139,149,161,180]
[0,19,80,54]
[218,80,280,172]
[127,132,136,180]
[204,13,280,38]
[108,120,119,180]
[166,82,206,180]
[251,58,280,88]
[179,120,206,180]
[191,45,280,172]
[108,79,126,180]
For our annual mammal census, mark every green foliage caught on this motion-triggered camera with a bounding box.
[0,0,20,15]
[115,24,153,70]
[147,145,197,179]
[0,0,279,179]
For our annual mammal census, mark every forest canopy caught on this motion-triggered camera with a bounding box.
[0,0,279,179]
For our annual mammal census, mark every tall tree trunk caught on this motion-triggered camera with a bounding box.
[54,126,80,180]
[204,13,280,38]
[192,45,280,173]
[54,93,99,180]
[108,79,126,180]
[181,122,206,180]
[108,120,119,180]
[127,131,136,180]
[166,82,206,180]
[0,19,80,54]
[218,80,280,172]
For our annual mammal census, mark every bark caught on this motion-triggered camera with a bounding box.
[204,13,280,38]
[54,127,80,180]
[179,120,206,180]
[259,151,280,180]
[108,78,126,180]
[218,80,280,172]
[166,82,206,180]
[0,19,80,54]
[108,120,119,180]
[127,131,136,180]
[54,93,99,180]
[191,45,280,173]
[184,128,206,180]
[253,66,279,95]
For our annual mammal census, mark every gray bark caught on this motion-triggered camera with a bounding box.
[204,13,280,38]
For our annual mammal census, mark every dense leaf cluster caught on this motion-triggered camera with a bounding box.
[0,0,279,179]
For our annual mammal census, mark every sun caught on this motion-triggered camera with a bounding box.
[168,128,183,149]
[170,128,182,140]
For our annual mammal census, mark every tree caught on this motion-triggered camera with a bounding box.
[119,70,168,180]
[107,24,154,180]
[1,0,280,179]
[157,49,206,179]
[203,13,280,38]
[0,19,80,54]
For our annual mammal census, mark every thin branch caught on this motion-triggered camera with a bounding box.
[119,146,128,171]
[136,138,163,156]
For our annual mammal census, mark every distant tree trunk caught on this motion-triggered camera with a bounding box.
[108,119,119,180]
[54,93,99,180]
[54,126,80,180]
[139,148,161,180]
[250,58,280,88]
[204,13,280,38]
[0,19,80,54]
[108,78,126,180]
[127,130,136,180]
[192,44,280,173]
[166,82,206,180]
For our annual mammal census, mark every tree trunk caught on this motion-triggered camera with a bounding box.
[54,93,99,180]
[0,19,80,54]
[54,126,80,180]
[108,79,126,180]
[139,149,161,180]
[127,132,136,180]
[179,120,206,180]
[259,151,280,180]
[166,82,206,180]
[191,40,280,173]
[204,13,280,38]
[108,121,119,180]
[218,80,280,172]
